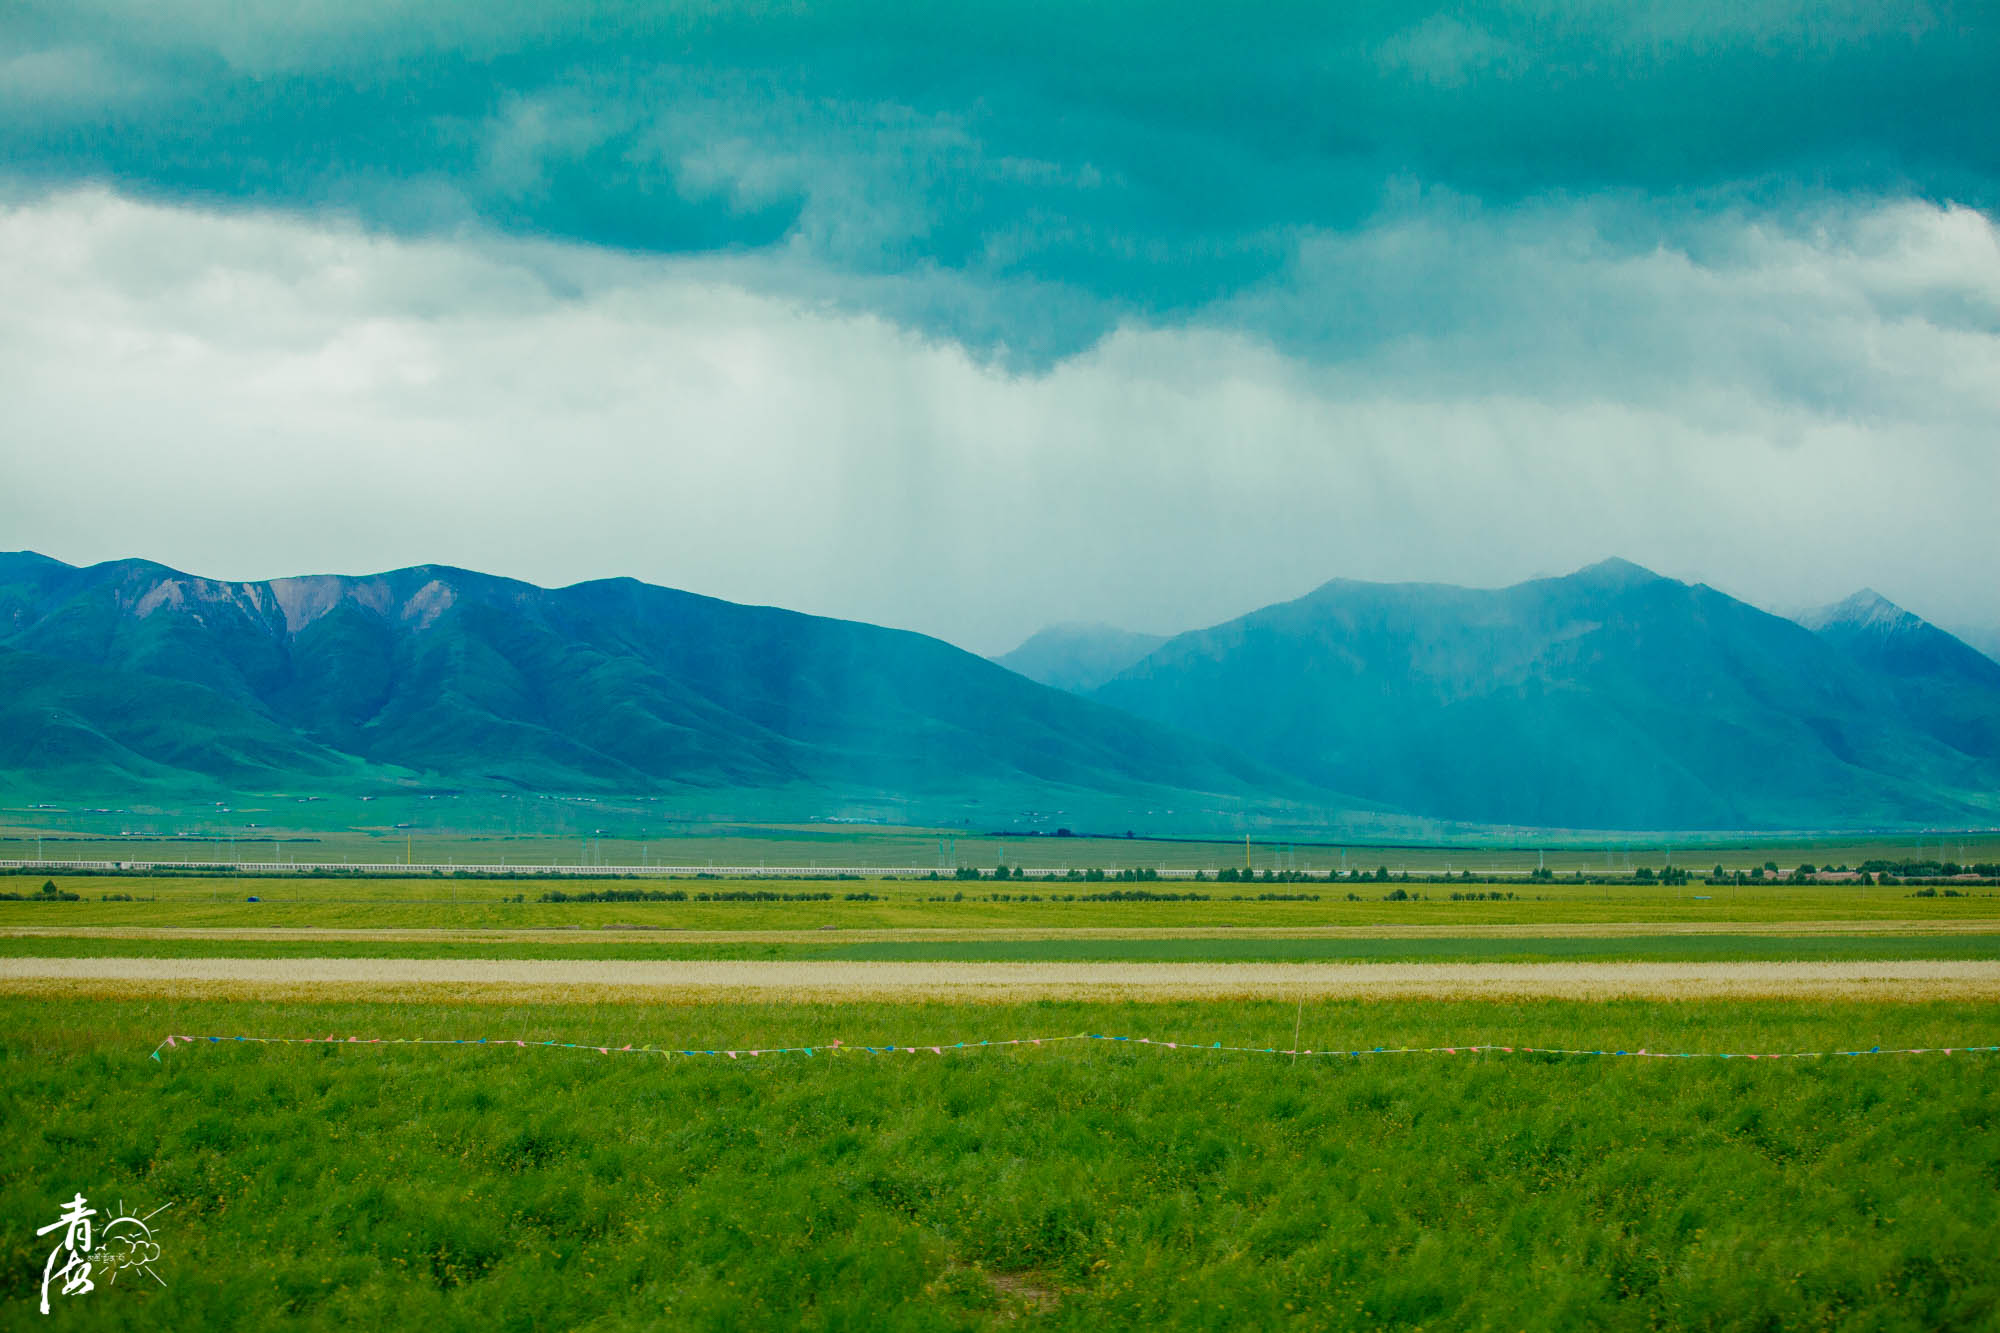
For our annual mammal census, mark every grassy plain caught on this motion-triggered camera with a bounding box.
[3,996,1997,1330]
[7,855,2000,1327]
[6,874,2000,932]
[7,799,1998,876]
[6,932,2000,964]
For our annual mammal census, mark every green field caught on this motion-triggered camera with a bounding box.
[4,996,1997,1330]
[8,799,1998,877]
[5,874,1998,932]
[7,855,2000,1327]
[6,932,2000,965]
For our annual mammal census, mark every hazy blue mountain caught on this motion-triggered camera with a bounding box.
[1092,559,2000,830]
[1800,590,2000,762]
[0,554,1281,807]
[994,623,1168,694]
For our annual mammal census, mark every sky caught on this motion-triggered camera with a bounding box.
[2,2,1997,656]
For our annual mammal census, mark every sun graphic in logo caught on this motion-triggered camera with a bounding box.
[89,1201,170,1288]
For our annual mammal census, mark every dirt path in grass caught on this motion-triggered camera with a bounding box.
[5,956,1999,1002]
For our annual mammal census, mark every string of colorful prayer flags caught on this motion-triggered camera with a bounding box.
[149,1032,2000,1063]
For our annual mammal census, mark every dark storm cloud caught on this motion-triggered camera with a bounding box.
[3,1,1995,363]
[4,4,1997,652]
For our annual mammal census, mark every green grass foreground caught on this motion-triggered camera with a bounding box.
[4,997,1998,1329]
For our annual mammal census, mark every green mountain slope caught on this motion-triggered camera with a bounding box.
[0,647,380,792]
[0,554,1285,808]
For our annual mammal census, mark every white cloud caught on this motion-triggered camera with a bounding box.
[1,187,1996,655]
[1234,195,2000,426]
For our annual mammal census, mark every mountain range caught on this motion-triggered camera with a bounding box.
[4,552,1997,831]
[1084,560,2000,830]
[0,553,1284,821]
